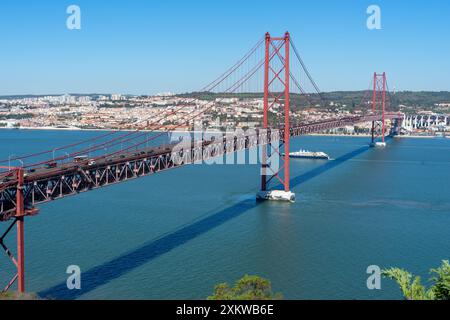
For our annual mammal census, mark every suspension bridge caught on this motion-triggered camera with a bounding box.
[0,32,403,293]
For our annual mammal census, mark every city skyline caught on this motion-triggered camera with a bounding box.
[0,0,449,95]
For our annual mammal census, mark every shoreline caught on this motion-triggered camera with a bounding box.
[0,126,178,133]
[0,127,442,139]
[308,133,437,139]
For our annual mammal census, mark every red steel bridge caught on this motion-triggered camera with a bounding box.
[0,32,403,293]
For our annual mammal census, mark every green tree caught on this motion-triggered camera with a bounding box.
[430,260,450,300]
[0,291,38,300]
[208,275,282,300]
[382,260,450,300]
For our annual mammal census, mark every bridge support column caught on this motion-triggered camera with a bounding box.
[260,32,270,192]
[16,168,25,293]
[370,72,387,148]
[16,218,25,294]
[283,32,291,193]
[381,72,387,144]
[257,32,295,202]
[371,121,375,145]
[0,168,26,294]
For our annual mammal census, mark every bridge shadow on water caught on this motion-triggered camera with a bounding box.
[39,141,378,299]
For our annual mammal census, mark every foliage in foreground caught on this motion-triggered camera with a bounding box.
[382,260,450,300]
[0,291,39,300]
[208,275,282,300]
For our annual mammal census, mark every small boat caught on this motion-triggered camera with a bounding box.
[283,149,330,160]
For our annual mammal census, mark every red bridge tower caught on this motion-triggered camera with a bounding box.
[258,32,295,202]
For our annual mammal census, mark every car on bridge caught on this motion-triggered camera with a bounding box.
[74,155,88,163]
[1,171,15,182]
[44,162,58,169]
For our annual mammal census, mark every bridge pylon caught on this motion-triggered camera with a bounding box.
[370,72,388,147]
[0,167,38,294]
[257,32,295,202]
[0,168,25,294]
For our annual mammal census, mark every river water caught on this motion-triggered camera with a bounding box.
[0,129,449,299]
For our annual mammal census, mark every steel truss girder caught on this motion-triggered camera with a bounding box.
[0,112,402,221]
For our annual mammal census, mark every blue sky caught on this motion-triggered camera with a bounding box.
[0,0,449,95]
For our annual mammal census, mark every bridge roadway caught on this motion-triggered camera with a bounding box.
[0,113,402,221]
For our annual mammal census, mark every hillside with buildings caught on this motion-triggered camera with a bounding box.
[1,91,449,135]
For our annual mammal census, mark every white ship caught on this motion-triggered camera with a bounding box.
[283,149,330,160]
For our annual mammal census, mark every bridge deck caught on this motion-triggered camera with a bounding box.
[0,113,402,221]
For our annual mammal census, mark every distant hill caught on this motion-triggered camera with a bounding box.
[178,91,450,111]
[2,91,450,112]
[0,94,109,99]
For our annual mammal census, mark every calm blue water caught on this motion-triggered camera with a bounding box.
[0,130,449,300]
